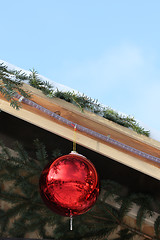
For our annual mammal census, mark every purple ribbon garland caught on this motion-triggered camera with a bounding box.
[15,93,160,165]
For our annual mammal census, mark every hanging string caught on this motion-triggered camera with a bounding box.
[72,124,77,152]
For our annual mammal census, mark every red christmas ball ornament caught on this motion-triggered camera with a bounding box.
[39,152,99,217]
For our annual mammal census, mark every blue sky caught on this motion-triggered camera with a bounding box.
[1,0,160,140]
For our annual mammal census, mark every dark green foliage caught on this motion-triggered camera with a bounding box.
[0,141,158,239]
[0,63,31,109]
[29,68,54,96]
[26,67,150,137]
[102,108,150,136]
[154,216,160,238]
[131,194,154,229]
[0,61,150,136]
[113,229,136,240]
[54,89,102,114]
[101,180,123,200]
[118,196,134,222]
[53,90,150,137]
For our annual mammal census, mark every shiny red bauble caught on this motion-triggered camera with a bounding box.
[39,152,99,217]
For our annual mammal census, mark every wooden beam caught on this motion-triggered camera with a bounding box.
[1,99,160,180]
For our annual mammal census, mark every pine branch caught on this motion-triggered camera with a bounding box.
[101,179,122,200]
[0,142,42,174]
[0,62,30,109]
[0,62,150,136]
[131,194,154,229]
[0,141,159,240]
[0,202,29,234]
[34,139,48,169]
[121,223,156,240]
[118,196,134,222]
[154,216,160,239]
[29,68,54,96]
[91,203,156,240]
[113,228,136,240]
[104,205,121,224]
[53,89,150,136]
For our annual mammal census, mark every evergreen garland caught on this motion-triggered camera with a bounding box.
[54,90,150,137]
[0,62,150,136]
[27,68,150,137]
[0,63,30,109]
[29,68,54,96]
[0,141,159,240]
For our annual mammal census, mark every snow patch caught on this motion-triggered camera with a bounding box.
[0,60,76,93]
